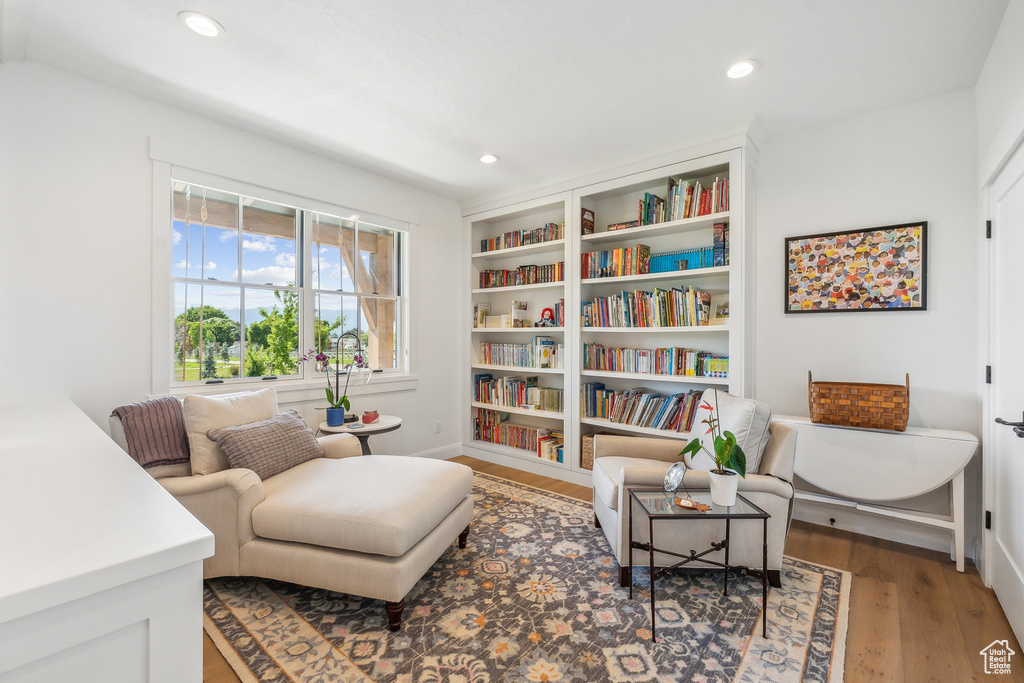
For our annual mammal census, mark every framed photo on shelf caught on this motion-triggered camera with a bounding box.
[709,294,729,325]
[785,221,927,313]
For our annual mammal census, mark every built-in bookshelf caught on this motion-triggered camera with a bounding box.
[465,195,571,474]
[463,144,751,486]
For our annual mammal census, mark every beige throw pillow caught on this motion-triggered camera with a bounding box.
[206,410,323,480]
[683,389,772,474]
[183,387,280,475]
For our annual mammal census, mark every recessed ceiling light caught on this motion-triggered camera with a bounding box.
[178,11,224,37]
[726,60,759,79]
[479,153,500,164]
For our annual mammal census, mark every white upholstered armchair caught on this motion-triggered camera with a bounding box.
[591,391,797,587]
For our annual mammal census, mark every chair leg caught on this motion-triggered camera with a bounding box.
[386,599,405,632]
[768,570,782,588]
[458,525,471,549]
[618,565,631,588]
[594,514,602,529]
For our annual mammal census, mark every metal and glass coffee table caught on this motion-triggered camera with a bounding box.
[627,488,770,641]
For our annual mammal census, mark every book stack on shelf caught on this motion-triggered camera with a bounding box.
[583,342,728,378]
[479,222,563,253]
[479,336,563,369]
[473,410,564,463]
[479,262,564,289]
[582,244,651,279]
[474,374,564,413]
[667,175,729,221]
[649,246,714,272]
[474,410,538,450]
[581,384,703,432]
[538,429,564,463]
[581,285,712,328]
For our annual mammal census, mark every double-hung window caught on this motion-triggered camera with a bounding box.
[170,180,406,386]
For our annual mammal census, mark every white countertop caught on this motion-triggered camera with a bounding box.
[0,400,214,624]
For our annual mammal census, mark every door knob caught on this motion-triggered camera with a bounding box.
[995,414,1024,437]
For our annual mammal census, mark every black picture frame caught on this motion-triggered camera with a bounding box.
[785,221,927,313]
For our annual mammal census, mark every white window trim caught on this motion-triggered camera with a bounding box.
[150,151,417,400]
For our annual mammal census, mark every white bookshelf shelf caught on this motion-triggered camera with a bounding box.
[472,281,565,294]
[471,326,565,333]
[581,211,729,246]
[472,239,566,261]
[472,364,564,375]
[581,325,727,333]
[580,416,692,440]
[471,402,563,420]
[581,265,729,286]
[580,369,729,385]
[468,440,567,468]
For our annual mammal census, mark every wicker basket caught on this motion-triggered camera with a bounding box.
[808,371,910,432]
[581,434,595,470]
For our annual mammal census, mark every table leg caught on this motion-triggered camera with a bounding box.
[724,518,730,597]
[628,497,634,599]
[358,435,372,455]
[762,517,768,638]
[649,515,656,643]
[952,470,965,572]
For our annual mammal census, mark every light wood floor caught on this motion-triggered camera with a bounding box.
[203,456,1022,682]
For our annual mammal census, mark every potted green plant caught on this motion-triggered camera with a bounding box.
[678,392,747,506]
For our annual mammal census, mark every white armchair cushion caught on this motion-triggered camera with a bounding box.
[683,389,772,474]
[183,387,280,475]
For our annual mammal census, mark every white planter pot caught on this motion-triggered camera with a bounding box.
[708,469,739,507]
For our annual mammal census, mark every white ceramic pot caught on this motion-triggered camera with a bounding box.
[708,469,739,507]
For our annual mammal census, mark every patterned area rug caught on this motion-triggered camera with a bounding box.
[204,472,849,682]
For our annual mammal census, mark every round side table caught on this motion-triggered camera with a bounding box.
[317,415,402,455]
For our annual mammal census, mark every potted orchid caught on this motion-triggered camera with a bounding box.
[678,391,747,506]
[324,352,369,426]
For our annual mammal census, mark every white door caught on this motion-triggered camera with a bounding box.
[987,138,1024,642]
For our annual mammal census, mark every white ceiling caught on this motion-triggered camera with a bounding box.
[0,0,1009,203]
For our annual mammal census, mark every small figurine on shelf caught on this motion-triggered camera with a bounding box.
[535,307,556,327]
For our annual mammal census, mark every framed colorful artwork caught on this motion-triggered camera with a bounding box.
[785,221,927,313]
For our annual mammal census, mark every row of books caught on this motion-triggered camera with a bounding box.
[478,262,564,289]
[581,286,711,328]
[580,384,703,432]
[478,337,562,369]
[479,222,563,253]
[713,222,729,267]
[473,409,563,462]
[473,374,565,413]
[649,246,715,273]
[583,342,729,378]
[581,385,703,433]
[538,429,564,463]
[667,176,729,221]
[582,243,651,279]
[474,409,538,450]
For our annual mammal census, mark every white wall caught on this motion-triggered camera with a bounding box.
[754,89,982,557]
[0,62,464,458]
[976,0,1024,182]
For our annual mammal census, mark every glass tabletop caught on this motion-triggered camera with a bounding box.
[629,488,768,519]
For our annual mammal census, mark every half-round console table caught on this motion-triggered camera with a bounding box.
[773,415,978,572]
